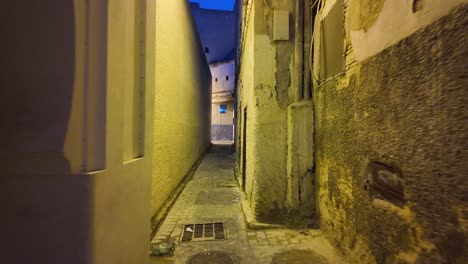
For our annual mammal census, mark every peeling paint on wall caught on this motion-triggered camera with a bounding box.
[236,0,316,225]
[349,0,468,61]
[275,43,292,108]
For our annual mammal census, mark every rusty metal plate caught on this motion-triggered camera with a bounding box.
[365,162,407,207]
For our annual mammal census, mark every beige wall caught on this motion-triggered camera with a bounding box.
[1,0,210,263]
[236,0,256,197]
[211,60,236,93]
[212,102,234,125]
[1,0,157,263]
[151,0,212,217]
[236,1,467,263]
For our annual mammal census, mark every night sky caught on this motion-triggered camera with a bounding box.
[189,0,235,11]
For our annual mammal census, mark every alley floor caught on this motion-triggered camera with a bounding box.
[150,144,343,264]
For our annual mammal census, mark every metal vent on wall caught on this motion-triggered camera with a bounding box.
[180,222,227,242]
[365,162,407,207]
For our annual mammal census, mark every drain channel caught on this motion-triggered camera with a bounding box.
[180,222,226,242]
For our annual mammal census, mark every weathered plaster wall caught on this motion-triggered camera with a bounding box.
[314,1,468,263]
[347,0,468,61]
[152,0,212,217]
[237,0,316,224]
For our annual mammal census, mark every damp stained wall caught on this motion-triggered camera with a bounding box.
[237,0,309,223]
[152,0,212,217]
[313,0,468,263]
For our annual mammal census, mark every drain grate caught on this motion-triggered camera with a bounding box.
[180,222,227,242]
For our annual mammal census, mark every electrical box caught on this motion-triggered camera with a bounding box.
[273,10,289,40]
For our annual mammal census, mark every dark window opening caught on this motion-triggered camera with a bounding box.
[205,47,209,53]
[226,76,229,81]
[219,104,227,114]
[215,78,218,82]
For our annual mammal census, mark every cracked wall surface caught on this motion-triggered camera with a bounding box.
[236,0,315,225]
[314,1,468,263]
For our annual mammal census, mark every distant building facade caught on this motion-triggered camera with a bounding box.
[190,1,240,142]
[211,60,235,141]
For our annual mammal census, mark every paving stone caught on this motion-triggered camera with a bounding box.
[290,238,299,244]
[256,232,266,238]
[150,145,343,263]
[248,240,258,246]
[270,240,279,246]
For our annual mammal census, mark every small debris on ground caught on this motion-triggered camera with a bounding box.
[150,238,175,256]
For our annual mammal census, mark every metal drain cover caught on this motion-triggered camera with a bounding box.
[188,251,239,264]
[180,222,227,242]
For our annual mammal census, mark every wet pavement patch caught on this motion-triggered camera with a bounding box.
[270,249,328,264]
[187,250,240,264]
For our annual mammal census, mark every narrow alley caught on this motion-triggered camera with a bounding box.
[1,0,467,264]
[150,144,342,263]
[152,144,344,264]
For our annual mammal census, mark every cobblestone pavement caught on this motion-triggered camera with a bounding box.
[151,144,343,264]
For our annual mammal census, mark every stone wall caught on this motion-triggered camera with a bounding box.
[314,1,468,263]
